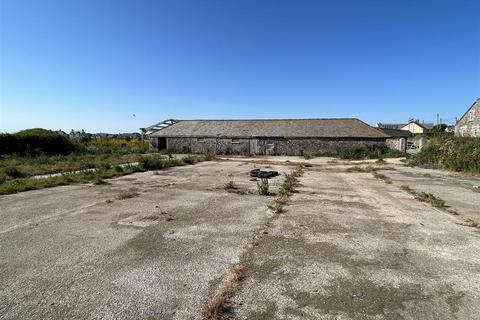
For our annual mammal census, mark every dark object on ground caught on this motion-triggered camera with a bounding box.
[249,169,279,179]
[250,169,260,176]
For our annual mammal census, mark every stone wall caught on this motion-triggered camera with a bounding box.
[386,138,406,152]
[165,137,250,154]
[150,137,387,155]
[149,137,159,152]
[256,138,386,156]
[455,100,480,137]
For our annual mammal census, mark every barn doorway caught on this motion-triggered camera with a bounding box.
[158,137,167,150]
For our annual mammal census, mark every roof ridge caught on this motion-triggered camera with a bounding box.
[176,118,362,122]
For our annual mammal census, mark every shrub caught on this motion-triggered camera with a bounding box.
[183,155,198,164]
[75,138,148,155]
[337,144,405,160]
[139,155,184,170]
[430,124,447,134]
[3,166,28,179]
[0,129,76,156]
[408,136,480,174]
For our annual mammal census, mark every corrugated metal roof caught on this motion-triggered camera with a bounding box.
[150,118,389,139]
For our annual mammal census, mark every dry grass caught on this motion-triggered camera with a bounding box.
[117,188,139,200]
[268,194,288,213]
[224,180,236,190]
[199,264,245,319]
[268,165,303,214]
[93,177,110,185]
[373,172,392,184]
[455,219,480,228]
[257,178,270,196]
[221,179,252,195]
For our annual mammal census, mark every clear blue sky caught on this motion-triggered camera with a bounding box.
[1,0,479,133]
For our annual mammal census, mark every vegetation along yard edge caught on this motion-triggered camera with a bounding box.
[0,155,209,195]
[407,134,480,175]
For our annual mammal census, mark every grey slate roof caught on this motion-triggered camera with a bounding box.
[377,123,406,130]
[457,98,480,123]
[150,119,389,139]
[378,122,434,130]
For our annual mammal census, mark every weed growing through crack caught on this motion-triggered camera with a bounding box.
[376,158,387,165]
[199,264,245,319]
[455,219,480,228]
[224,180,236,190]
[268,165,303,213]
[117,188,139,200]
[373,172,392,184]
[346,165,376,173]
[400,185,446,208]
[257,178,270,195]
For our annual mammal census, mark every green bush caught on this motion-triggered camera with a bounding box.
[430,124,447,134]
[74,138,148,155]
[138,156,183,170]
[408,136,480,174]
[0,129,75,156]
[3,166,28,179]
[336,145,404,160]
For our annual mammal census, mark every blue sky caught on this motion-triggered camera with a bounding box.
[1,0,479,133]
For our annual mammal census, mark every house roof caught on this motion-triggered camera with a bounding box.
[377,128,411,138]
[412,122,434,130]
[149,118,389,139]
[378,122,434,130]
[377,123,406,130]
[457,98,480,124]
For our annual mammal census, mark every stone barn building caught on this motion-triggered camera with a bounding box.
[146,118,390,155]
[455,99,480,137]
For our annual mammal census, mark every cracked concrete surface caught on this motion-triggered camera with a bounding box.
[1,158,479,320]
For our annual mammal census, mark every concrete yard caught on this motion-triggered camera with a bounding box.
[1,157,479,320]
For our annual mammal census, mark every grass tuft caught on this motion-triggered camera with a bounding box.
[257,178,270,196]
[373,172,392,184]
[400,185,446,208]
[117,188,139,200]
[455,219,480,228]
[268,165,303,213]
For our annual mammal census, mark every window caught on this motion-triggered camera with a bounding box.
[196,137,205,143]
[469,111,475,121]
[231,138,240,144]
[473,126,480,137]
[265,141,275,154]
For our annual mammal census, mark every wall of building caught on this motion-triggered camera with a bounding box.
[256,138,386,155]
[386,138,406,152]
[401,123,425,134]
[150,136,387,155]
[455,101,480,137]
[165,137,250,154]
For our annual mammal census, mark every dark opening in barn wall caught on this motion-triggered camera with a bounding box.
[158,137,167,150]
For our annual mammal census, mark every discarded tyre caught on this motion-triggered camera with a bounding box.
[250,169,261,177]
[258,171,279,179]
[250,169,278,179]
